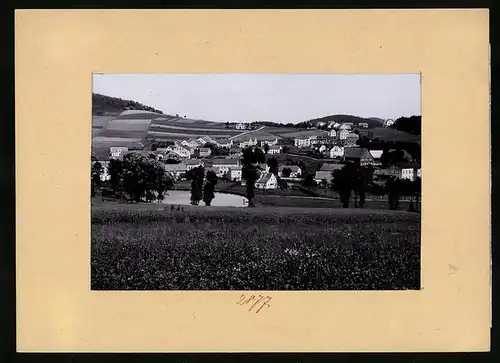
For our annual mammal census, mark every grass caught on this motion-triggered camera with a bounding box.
[91,207,420,290]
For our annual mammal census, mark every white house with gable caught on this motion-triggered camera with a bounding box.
[255,172,277,189]
[329,145,345,158]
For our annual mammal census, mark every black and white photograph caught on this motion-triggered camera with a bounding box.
[91,73,422,291]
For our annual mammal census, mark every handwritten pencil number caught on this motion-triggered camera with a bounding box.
[236,294,272,313]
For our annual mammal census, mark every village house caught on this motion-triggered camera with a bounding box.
[109,146,129,159]
[215,138,233,149]
[181,139,200,149]
[278,165,302,178]
[185,159,204,171]
[338,123,353,131]
[328,121,341,129]
[374,165,402,179]
[162,163,188,180]
[328,129,337,138]
[369,150,384,164]
[212,159,241,177]
[314,170,338,185]
[93,161,111,181]
[358,122,369,128]
[293,136,313,148]
[311,135,329,146]
[235,121,247,130]
[267,145,282,155]
[343,147,375,166]
[255,172,278,189]
[229,166,242,182]
[336,129,350,141]
[168,144,191,159]
[238,137,258,148]
[259,136,279,146]
[229,147,243,157]
[401,163,422,181]
[199,147,212,157]
[329,145,345,158]
[344,132,360,147]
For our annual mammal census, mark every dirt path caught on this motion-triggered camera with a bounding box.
[228,126,266,140]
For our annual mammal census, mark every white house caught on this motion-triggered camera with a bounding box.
[212,159,241,177]
[235,121,246,130]
[328,129,337,138]
[294,136,312,148]
[199,147,212,157]
[329,145,344,158]
[336,129,350,140]
[358,122,369,128]
[109,146,129,159]
[185,159,204,171]
[417,168,422,178]
[278,165,302,178]
[238,137,258,148]
[182,139,200,149]
[267,145,282,154]
[259,136,279,146]
[255,172,277,189]
[93,161,110,181]
[369,150,384,160]
[318,145,327,153]
[328,121,341,129]
[229,166,242,182]
[401,168,415,181]
[216,138,233,149]
[169,144,191,159]
[338,123,352,131]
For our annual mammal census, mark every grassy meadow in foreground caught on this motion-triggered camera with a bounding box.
[91,207,420,290]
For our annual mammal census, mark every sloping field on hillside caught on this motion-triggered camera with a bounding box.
[371,127,420,143]
[277,130,329,138]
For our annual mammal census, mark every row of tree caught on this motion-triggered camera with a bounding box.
[330,162,421,210]
[91,153,174,203]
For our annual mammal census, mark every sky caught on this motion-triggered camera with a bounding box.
[93,73,421,124]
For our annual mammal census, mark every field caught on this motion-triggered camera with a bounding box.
[371,127,420,143]
[91,206,420,290]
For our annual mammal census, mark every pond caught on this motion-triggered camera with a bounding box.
[159,190,248,207]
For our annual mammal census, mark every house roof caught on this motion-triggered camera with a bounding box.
[369,150,384,159]
[185,159,203,165]
[229,166,242,171]
[163,163,187,172]
[320,163,343,171]
[257,172,275,184]
[110,146,129,152]
[230,147,242,152]
[344,147,368,159]
[315,170,335,180]
[216,138,231,143]
[199,148,211,153]
[279,165,300,172]
[213,159,240,165]
[269,145,282,150]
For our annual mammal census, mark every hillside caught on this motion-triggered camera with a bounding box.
[92,93,165,115]
[306,114,385,128]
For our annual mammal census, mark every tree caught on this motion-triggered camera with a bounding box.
[281,167,292,178]
[253,147,266,163]
[203,170,218,206]
[282,146,290,154]
[332,168,352,208]
[107,158,124,197]
[91,161,103,198]
[225,122,230,129]
[120,153,173,202]
[353,165,374,208]
[241,147,263,207]
[267,157,279,176]
[277,177,288,189]
[263,143,270,154]
[186,166,205,205]
[392,115,421,136]
[302,174,317,187]
[386,177,402,210]
[319,178,328,189]
[413,176,421,212]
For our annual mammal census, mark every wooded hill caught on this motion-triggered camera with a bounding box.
[92,93,164,115]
